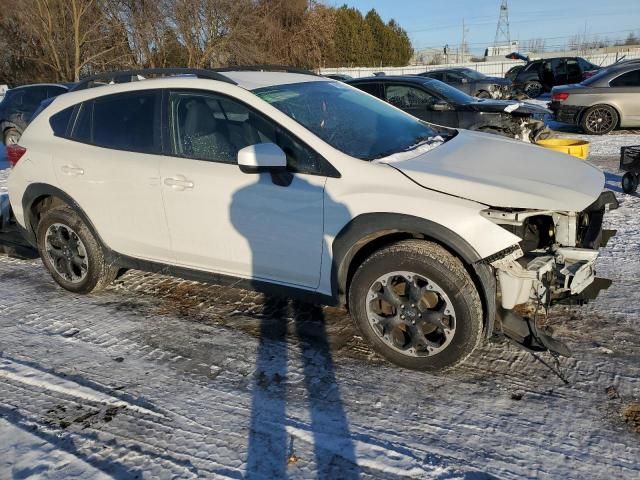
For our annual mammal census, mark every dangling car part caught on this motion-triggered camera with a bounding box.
[481,191,618,355]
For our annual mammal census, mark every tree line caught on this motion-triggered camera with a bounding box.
[0,0,413,86]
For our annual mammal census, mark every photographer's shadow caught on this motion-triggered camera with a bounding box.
[231,173,359,478]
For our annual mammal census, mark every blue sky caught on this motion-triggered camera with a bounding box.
[333,0,640,54]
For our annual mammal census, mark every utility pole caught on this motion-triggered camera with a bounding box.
[461,18,465,63]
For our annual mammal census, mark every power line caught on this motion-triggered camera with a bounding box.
[405,7,633,34]
[412,28,639,51]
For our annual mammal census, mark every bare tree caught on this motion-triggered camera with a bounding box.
[172,0,259,68]
[11,0,129,81]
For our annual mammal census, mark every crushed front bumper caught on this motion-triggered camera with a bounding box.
[490,245,608,310]
[482,191,618,355]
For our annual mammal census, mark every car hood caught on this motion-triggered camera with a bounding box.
[466,99,550,115]
[380,129,604,211]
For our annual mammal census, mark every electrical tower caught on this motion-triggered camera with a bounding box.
[493,0,510,47]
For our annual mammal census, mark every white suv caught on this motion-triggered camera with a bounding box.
[6,68,617,370]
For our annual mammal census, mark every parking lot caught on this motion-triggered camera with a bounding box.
[0,126,639,479]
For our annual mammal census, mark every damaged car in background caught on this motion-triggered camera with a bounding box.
[417,67,513,99]
[348,75,551,142]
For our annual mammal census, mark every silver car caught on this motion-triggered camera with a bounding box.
[550,61,640,135]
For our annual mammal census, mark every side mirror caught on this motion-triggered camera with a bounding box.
[237,143,293,187]
[431,101,451,112]
[238,143,287,174]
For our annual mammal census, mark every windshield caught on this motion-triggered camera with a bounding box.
[424,79,476,104]
[254,81,445,160]
[459,69,488,80]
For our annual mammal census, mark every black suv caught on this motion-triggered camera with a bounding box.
[0,83,70,145]
[512,57,599,98]
[348,75,550,142]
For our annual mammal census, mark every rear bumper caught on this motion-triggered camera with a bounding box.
[550,103,583,124]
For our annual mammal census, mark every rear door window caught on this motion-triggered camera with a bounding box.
[47,86,68,98]
[353,82,383,98]
[610,69,640,87]
[23,87,49,109]
[384,84,437,109]
[71,90,161,153]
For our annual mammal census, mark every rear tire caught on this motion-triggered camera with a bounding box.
[3,127,20,146]
[36,206,118,294]
[348,240,483,371]
[622,172,639,194]
[580,104,618,135]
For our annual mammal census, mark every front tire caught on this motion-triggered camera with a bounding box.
[523,81,543,98]
[580,104,618,135]
[476,90,492,99]
[348,240,483,371]
[36,206,118,294]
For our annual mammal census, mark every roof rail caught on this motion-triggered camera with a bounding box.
[212,65,321,77]
[70,68,237,92]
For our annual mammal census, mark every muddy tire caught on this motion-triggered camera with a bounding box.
[476,90,492,99]
[348,240,483,371]
[3,127,20,146]
[622,172,639,194]
[36,206,118,294]
[580,104,618,135]
[523,81,543,98]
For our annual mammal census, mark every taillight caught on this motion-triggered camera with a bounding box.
[552,92,570,102]
[6,144,27,167]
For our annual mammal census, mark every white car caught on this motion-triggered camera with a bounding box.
[6,68,617,371]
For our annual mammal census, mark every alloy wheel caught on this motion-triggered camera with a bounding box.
[365,271,456,357]
[524,82,542,98]
[44,223,89,283]
[585,107,614,134]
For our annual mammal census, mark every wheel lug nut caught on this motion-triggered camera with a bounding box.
[400,305,405,309]
[401,315,405,319]
[411,304,415,308]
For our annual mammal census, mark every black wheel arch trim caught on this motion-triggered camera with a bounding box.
[21,183,106,249]
[331,213,496,337]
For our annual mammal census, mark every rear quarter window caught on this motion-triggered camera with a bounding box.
[49,106,74,137]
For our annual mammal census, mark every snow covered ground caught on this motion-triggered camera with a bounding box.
[0,131,639,479]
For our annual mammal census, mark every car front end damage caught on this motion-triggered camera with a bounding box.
[481,191,618,355]
[487,82,513,99]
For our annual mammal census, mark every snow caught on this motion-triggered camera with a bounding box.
[0,131,639,479]
[374,136,445,163]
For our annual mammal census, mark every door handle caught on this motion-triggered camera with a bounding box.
[61,165,84,176]
[164,176,194,190]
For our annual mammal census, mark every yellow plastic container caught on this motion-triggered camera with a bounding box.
[536,138,590,160]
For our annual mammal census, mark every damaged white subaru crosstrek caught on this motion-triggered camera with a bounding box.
[6,68,617,371]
